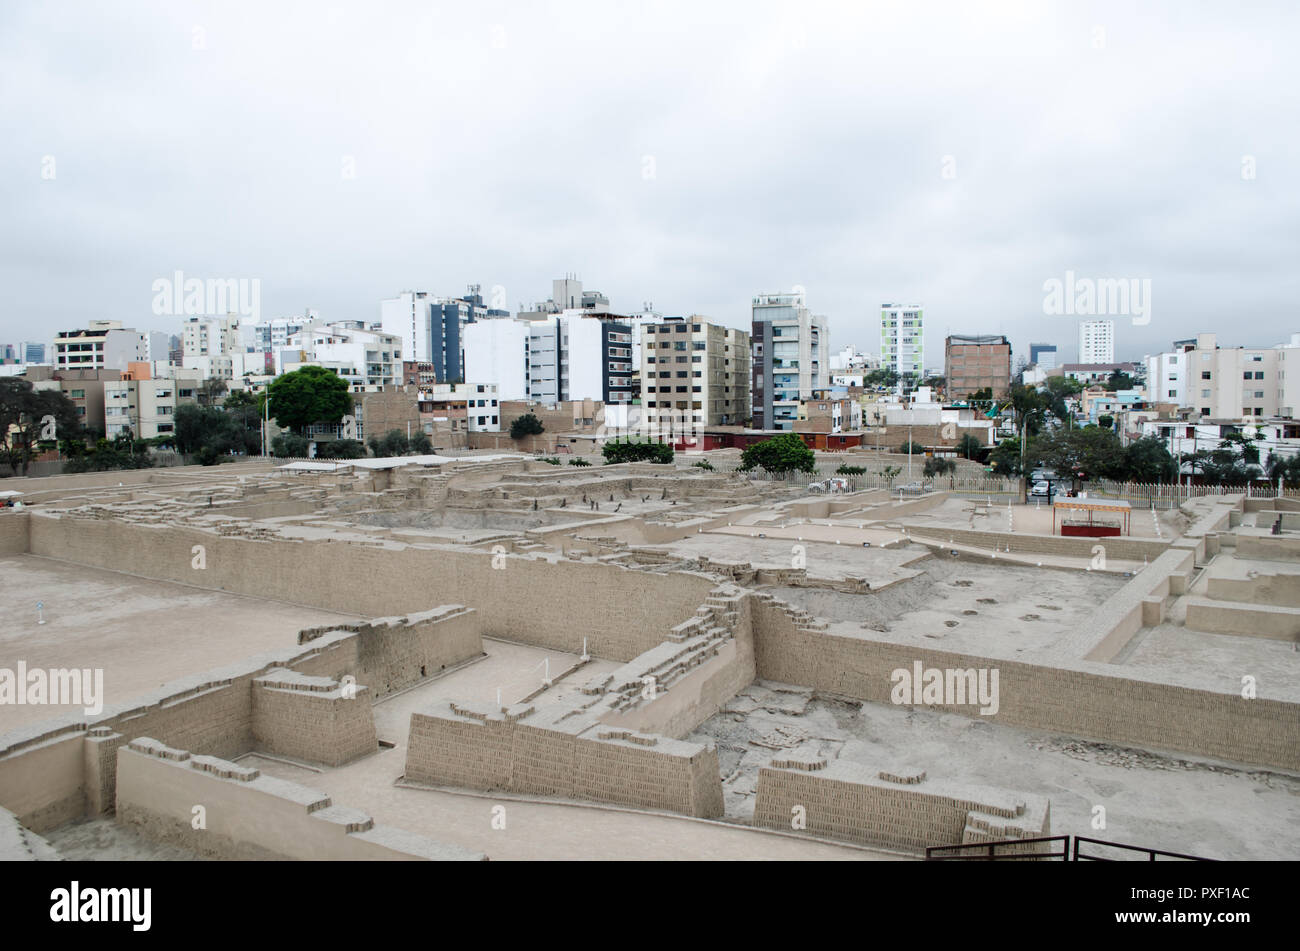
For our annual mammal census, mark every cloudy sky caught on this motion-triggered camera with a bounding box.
[3,0,1297,367]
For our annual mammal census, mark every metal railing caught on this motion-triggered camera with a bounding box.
[926,834,1213,861]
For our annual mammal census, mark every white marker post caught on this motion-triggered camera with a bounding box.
[37,601,45,625]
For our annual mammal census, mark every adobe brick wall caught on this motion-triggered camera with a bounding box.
[296,606,483,699]
[28,514,714,662]
[251,670,378,767]
[405,701,724,818]
[753,759,1049,854]
[749,594,1300,771]
[0,511,28,554]
[0,609,473,831]
[905,524,1169,563]
[116,739,484,860]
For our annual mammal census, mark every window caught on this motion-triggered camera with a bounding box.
[1254,371,1265,380]
[1202,371,1212,380]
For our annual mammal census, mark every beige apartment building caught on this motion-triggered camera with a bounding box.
[945,334,1011,398]
[1183,332,1300,420]
[642,317,750,434]
[102,363,203,440]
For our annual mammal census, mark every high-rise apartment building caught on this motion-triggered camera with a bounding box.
[751,291,829,430]
[642,316,749,435]
[1078,319,1115,364]
[879,304,924,386]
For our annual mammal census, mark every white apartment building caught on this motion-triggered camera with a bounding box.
[1078,319,1115,364]
[465,313,631,405]
[284,323,402,389]
[1143,339,1196,406]
[829,345,878,372]
[752,292,830,430]
[463,318,531,400]
[879,304,924,383]
[53,321,149,372]
[642,317,749,434]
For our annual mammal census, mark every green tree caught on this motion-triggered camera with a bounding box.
[316,438,366,459]
[1124,436,1178,483]
[0,379,82,475]
[988,437,1024,476]
[1103,370,1135,392]
[923,456,957,483]
[897,440,925,455]
[271,433,310,457]
[1098,414,1115,430]
[882,465,902,486]
[955,433,985,461]
[1265,452,1300,488]
[602,440,674,464]
[510,413,546,439]
[266,366,353,433]
[367,429,410,457]
[739,433,815,474]
[1031,425,1127,491]
[408,431,432,454]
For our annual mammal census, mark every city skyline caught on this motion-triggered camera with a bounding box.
[3,1,1297,364]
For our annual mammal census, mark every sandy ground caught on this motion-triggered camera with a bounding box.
[644,534,930,584]
[689,681,1300,860]
[897,496,1178,539]
[767,556,1125,656]
[0,555,361,733]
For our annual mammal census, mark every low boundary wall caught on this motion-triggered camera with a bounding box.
[753,757,1050,854]
[117,739,484,860]
[405,700,724,818]
[749,594,1300,772]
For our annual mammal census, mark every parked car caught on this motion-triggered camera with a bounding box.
[1031,480,1053,497]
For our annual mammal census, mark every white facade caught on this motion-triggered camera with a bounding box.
[1078,319,1115,364]
[1144,349,1189,406]
[287,323,402,389]
[463,318,530,400]
[879,304,923,381]
[53,321,149,372]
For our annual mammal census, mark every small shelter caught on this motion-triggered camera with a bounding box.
[1053,497,1130,537]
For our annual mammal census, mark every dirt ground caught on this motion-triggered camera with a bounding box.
[688,681,1300,860]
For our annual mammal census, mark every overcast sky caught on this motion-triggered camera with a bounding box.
[3,0,1297,367]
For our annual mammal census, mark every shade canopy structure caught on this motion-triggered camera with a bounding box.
[1052,497,1131,536]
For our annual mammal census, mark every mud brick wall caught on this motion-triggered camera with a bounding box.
[752,761,1048,854]
[0,804,59,860]
[28,514,714,662]
[296,606,483,699]
[749,595,1300,772]
[905,524,1169,563]
[405,702,724,818]
[0,511,28,554]
[116,739,484,860]
[251,671,377,767]
[1,615,455,831]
